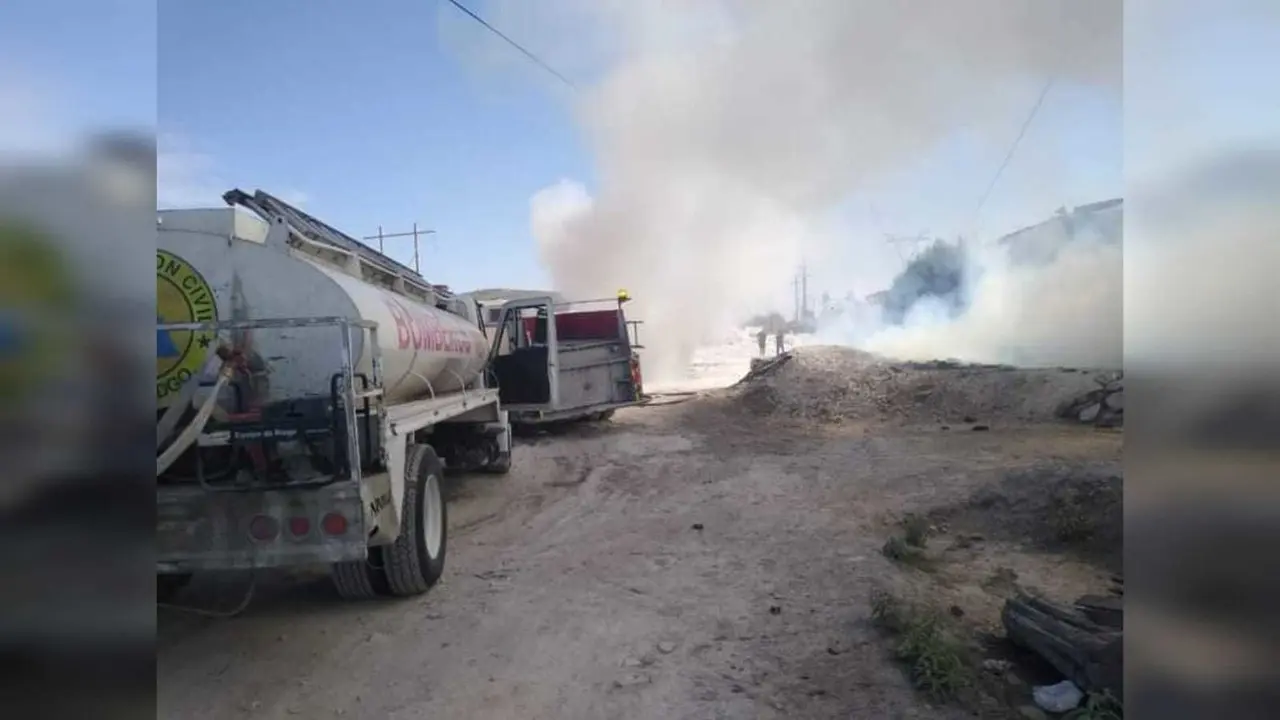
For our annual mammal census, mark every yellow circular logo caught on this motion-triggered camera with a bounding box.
[157,250,218,405]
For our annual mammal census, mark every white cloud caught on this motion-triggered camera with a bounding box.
[157,132,309,210]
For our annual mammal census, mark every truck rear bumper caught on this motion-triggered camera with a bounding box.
[509,399,645,425]
[157,482,367,573]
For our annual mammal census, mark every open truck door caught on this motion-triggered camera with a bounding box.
[488,295,561,412]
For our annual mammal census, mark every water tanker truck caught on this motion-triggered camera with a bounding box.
[156,189,560,600]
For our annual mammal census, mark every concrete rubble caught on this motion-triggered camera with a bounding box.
[1054,371,1124,428]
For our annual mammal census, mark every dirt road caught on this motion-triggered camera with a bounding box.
[157,395,1119,720]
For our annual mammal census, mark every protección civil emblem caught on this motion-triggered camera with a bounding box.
[156,249,218,405]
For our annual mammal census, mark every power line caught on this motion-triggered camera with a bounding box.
[974,77,1055,218]
[443,0,577,90]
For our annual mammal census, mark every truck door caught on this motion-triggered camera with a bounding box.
[489,296,559,410]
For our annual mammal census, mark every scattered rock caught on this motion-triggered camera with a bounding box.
[656,641,677,654]
[962,415,977,423]
[971,424,990,432]
[1104,391,1123,411]
[691,523,704,531]
[1032,680,1084,713]
[614,672,651,688]
[1078,404,1101,423]
[981,659,1012,672]
[768,605,782,615]
[949,605,965,618]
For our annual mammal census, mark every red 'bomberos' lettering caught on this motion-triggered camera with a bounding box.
[382,298,474,356]
[386,299,413,349]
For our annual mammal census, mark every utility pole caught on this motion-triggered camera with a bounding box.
[885,232,930,265]
[801,262,809,321]
[792,274,801,324]
[362,224,437,274]
[791,263,811,324]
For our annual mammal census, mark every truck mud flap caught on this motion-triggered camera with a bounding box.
[157,482,366,573]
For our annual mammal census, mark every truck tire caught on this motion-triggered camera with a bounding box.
[482,451,512,475]
[383,444,448,597]
[331,554,389,600]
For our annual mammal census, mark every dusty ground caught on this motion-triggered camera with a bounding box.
[157,352,1122,720]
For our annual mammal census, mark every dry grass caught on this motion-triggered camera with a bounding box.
[869,588,977,703]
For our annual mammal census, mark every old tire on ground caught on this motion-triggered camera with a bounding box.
[331,551,390,600]
[383,444,448,597]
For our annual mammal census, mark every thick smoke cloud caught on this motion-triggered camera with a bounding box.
[482,0,1121,380]
[850,199,1123,368]
[879,239,969,327]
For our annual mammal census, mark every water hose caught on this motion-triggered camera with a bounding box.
[156,351,224,446]
[156,351,237,476]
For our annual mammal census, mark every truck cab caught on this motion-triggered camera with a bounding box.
[487,292,645,426]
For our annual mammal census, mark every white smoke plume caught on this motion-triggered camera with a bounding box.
[857,231,1123,368]
[463,0,1122,380]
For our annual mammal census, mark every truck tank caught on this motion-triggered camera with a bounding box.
[156,193,490,409]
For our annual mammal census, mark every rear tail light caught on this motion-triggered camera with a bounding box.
[288,517,311,537]
[631,356,643,397]
[248,515,279,541]
[321,512,348,536]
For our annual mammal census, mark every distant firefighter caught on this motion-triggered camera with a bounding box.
[775,330,786,356]
[756,328,767,356]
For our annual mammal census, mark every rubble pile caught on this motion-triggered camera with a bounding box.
[1054,371,1124,428]
[733,347,891,423]
[731,346,1118,427]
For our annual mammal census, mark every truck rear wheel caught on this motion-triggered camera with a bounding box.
[383,444,448,597]
[331,554,389,600]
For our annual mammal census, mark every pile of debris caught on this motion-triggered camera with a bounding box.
[732,347,892,423]
[1054,371,1124,428]
[730,346,1116,427]
[1002,588,1124,715]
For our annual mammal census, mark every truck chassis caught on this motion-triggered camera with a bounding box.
[156,315,511,601]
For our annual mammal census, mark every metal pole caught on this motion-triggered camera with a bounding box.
[798,263,808,319]
[801,263,808,320]
[791,275,797,323]
[377,225,384,253]
[412,222,420,273]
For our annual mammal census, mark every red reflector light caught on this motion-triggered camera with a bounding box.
[288,517,311,537]
[248,515,279,541]
[321,512,348,536]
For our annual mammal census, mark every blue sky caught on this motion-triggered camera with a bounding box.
[25,0,1276,300]
[156,0,592,292]
[2,1,1273,300]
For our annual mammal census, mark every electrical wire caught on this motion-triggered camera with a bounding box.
[973,77,1055,219]
[443,0,577,90]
